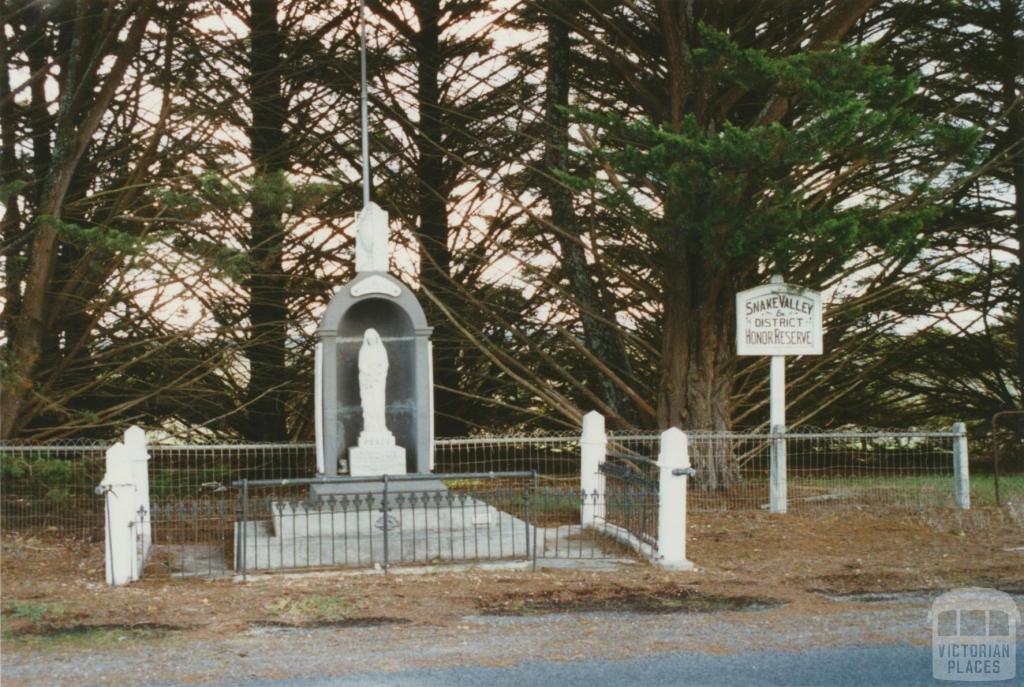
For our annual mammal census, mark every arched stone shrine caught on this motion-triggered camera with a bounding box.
[314,202,434,478]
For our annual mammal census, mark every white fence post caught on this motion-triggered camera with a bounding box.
[96,427,151,586]
[953,422,970,510]
[580,411,606,525]
[769,424,787,514]
[124,426,151,559]
[97,440,138,586]
[656,428,694,570]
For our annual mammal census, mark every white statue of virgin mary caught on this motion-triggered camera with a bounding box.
[348,327,404,473]
[358,328,389,435]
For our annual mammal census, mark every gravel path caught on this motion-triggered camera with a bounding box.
[4,593,996,687]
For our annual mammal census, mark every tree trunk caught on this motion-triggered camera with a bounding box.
[656,246,738,490]
[648,3,744,487]
[542,9,636,425]
[412,0,463,436]
[246,0,289,440]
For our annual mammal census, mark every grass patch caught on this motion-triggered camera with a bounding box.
[788,474,1024,507]
[250,617,409,630]
[969,475,1024,506]
[264,594,352,624]
[2,599,183,647]
[4,625,179,649]
[2,599,70,631]
[479,587,781,616]
[256,593,409,629]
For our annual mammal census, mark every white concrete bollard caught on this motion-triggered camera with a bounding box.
[952,422,970,510]
[97,440,139,586]
[580,411,607,525]
[123,426,151,560]
[656,427,694,570]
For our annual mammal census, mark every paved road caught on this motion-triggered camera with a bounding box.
[196,644,1019,687]
[6,595,1022,687]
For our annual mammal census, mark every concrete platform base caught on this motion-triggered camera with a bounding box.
[236,495,534,571]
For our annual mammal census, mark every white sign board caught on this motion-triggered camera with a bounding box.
[736,283,823,356]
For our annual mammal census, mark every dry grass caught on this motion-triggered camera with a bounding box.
[1,508,1021,648]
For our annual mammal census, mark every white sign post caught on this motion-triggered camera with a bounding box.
[736,275,823,514]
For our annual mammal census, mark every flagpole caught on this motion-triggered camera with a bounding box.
[359,0,370,207]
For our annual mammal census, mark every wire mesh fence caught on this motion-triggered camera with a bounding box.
[0,441,108,539]
[0,442,317,540]
[434,434,580,481]
[599,430,963,511]
[783,431,959,511]
[2,428,972,542]
[148,443,318,498]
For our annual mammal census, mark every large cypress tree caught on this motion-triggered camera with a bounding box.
[556,1,980,485]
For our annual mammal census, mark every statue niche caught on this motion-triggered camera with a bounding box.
[317,288,432,477]
[314,202,434,482]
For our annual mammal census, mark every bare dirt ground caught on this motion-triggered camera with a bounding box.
[3,509,1021,634]
[2,508,1022,685]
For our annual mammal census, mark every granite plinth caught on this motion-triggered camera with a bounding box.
[349,440,406,477]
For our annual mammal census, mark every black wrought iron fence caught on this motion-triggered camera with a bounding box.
[134,473,640,579]
[235,473,538,576]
